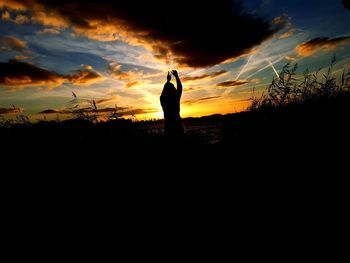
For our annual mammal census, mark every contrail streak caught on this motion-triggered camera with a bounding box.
[245,56,284,80]
[266,59,280,79]
[235,54,254,80]
[221,53,254,97]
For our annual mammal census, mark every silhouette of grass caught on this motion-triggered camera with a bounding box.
[249,57,350,111]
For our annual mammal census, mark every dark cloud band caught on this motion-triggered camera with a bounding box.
[3,0,277,68]
[0,60,103,87]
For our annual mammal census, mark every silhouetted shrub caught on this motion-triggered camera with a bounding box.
[249,57,350,111]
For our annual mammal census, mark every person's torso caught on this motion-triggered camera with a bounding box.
[161,93,180,118]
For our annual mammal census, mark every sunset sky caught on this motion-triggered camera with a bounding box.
[1,0,350,120]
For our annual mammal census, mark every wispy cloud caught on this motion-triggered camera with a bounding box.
[216,80,249,87]
[285,55,296,61]
[118,108,158,117]
[0,36,27,52]
[183,96,221,106]
[125,81,140,88]
[296,36,350,57]
[108,63,138,81]
[95,97,119,105]
[68,65,104,85]
[108,62,162,88]
[36,28,61,35]
[182,70,228,82]
[272,13,292,31]
[39,109,70,114]
[279,30,294,39]
[183,86,202,92]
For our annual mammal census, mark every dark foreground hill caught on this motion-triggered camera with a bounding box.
[2,94,349,236]
[2,63,349,243]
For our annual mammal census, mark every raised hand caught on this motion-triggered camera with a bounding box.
[167,71,172,82]
[171,70,179,78]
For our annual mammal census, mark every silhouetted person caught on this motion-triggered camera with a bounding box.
[160,70,184,141]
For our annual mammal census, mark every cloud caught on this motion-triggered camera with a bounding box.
[39,107,128,114]
[108,63,155,87]
[108,63,161,81]
[31,10,67,28]
[118,108,158,117]
[1,10,11,20]
[125,80,152,89]
[296,36,350,57]
[343,0,350,10]
[125,81,140,88]
[1,9,30,24]
[14,55,30,60]
[0,107,22,114]
[182,70,228,82]
[285,56,296,61]
[216,80,249,87]
[183,86,202,92]
[95,97,119,105]
[1,1,65,27]
[39,109,68,114]
[272,14,294,39]
[13,13,29,24]
[0,0,27,10]
[0,60,64,87]
[1,0,277,68]
[36,27,61,35]
[279,30,294,39]
[68,65,104,85]
[96,107,122,113]
[0,60,104,88]
[272,14,290,27]
[183,96,221,106]
[0,36,27,52]
[39,109,60,114]
[108,63,138,81]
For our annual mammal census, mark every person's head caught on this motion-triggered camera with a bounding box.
[162,82,176,97]
[163,82,176,92]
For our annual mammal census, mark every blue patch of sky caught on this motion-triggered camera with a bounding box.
[243,0,350,36]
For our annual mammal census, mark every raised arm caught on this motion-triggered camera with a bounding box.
[171,70,182,97]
